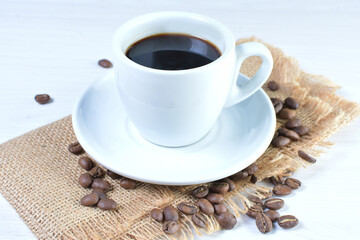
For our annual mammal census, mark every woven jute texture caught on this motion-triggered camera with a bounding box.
[1,37,360,240]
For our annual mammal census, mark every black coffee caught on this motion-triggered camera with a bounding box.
[125,33,221,70]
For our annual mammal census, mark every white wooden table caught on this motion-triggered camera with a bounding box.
[1,0,360,239]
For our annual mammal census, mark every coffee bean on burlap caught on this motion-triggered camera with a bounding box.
[92,188,107,199]
[262,191,273,199]
[298,150,317,163]
[285,118,301,129]
[250,175,258,184]
[35,94,51,104]
[222,178,236,192]
[98,59,113,68]
[81,193,99,206]
[192,186,209,198]
[293,126,310,136]
[162,221,180,234]
[264,198,284,210]
[150,208,164,222]
[68,141,83,154]
[278,215,299,229]
[277,128,300,141]
[248,196,262,205]
[285,178,302,189]
[197,198,214,215]
[78,173,93,188]
[230,170,248,180]
[120,178,136,189]
[284,97,299,109]
[272,136,291,147]
[278,108,296,119]
[273,184,292,196]
[163,205,179,221]
[245,163,258,175]
[216,211,237,230]
[246,204,263,218]
[177,202,199,215]
[106,169,121,179]
[210,182,229,194]
[192,213,207,228]
[214,202,228,215]
[271,98,283,114]
[264,210,280,222]
[97,198,117,210]
[269,175,285,185]
[89,166,105,178]
[255,213,273,234]
[91,178,112,191]
[78,157,94,171]
[267,81,279,91]
[206,193,224,204]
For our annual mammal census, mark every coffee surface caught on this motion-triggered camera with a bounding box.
[126,33,221,70]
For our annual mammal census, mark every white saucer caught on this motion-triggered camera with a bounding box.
[72,73,276,185]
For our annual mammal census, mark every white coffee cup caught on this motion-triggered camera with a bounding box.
[113,12,273,147]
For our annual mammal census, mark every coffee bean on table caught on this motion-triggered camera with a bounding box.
[285,178,302,189]
[78,173,93,188]
[214,202,228,215]
[245,163,258,175]
[273,184,292,196]
[89,166,105,178]
[216,211,237,230]
[192,186,209,198]
[293,126,310,136]
[223,178,236,192]
[246,204,263,218]
[120,178,136,189]
[264,210,280,222]
[98,59,113,68]
[68,141,83,154]
[197,198,214,215]
[278,108,296,119]
[192,213,207,228]
[284,97,299,109]
[285,118,301,129]
[150,208,164,222]
[264,198,284,210]
[250,175,258,184]
[248,196,263,205]
[97,198,117,210]
[255,213,273,234]
[162,221,180,234]
[78,157,94,171]
[298,150,316,163]
[81,193,99,206]
[267,81,279,91]
[163,205,179,221]
[91,178,112,191]
[106,169,121,179]
[210,182,229,194]
[177,202,199,215]
[206,193,224,204]
[271,98,283,114]
[278,215,299,229]
[35,94,51,104]
[272,136,291,148]
[92,188,107,199]
[277,128,300,141]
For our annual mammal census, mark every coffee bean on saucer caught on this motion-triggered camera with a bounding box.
[248,196,263,205]
[192,186,209,198]
[150,208,164,222]
[293,126,310,136]
[278,108,296,119]
[97,198,117,210]
[264,210,280,222]
[81,193,99,206]
[223,178,236,192]
[285,118,301,129]
[78,157,94,171]
[210,182,229,194]
[192,213,207,228]
[162,221,180,234]
[278,215,299,229]
[216,211,237,229]
[91,178,112,191]
[245,163,258,175]
[206,193,224,204]
[284,97,299,109]
[89,166,105,178]
[255,213,272,234]
[92,188,107,199]
[177,202,199,215]
[285,178,302,189]
[271,98,283,114]
[68,141,83,154]
[277,128,300,141]
[272,136,290,148]
[298,150,316,163]
[264,198,284,210]
[197,198,214,215]
[250,175,258,184]
[163,205,179,221]
[120,178,136,189]
[98,59,113,68]
[106,169,122,179]
[267,81,279,91]
[246,204,263,218]
[214,202,228,215]
[273,184,292,196]
[35,94,51,104]
[78,173,93,188]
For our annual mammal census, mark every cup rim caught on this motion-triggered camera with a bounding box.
[112,11,235,75]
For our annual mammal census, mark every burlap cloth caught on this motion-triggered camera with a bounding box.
[1,37,359,239]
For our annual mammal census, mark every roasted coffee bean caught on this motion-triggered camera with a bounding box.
[78,173,93,188]
[248,196,263,205]
[262,191,273,199]
[246,204,263,218]
[150,208,163,222]
[255,213,273,233]
[267,81,279,91]
[271,98,283,114]
[272,136,291,148]
[250,175,258,184]
[163,205,179,221]
[177,202,199,215]
[106,169,121,179]
[231,170,248,180]
[270,175,285,185]
[206,193,224,204]
[81,193,99,206]
[278,215,299,229]
[210,182,229,194]
[273,184,292,196]
[197,198,214,215]
[223,178,236,192]
[264,198,284,210]
[98,59,113,68]
[35,94,51,104]
[298,150,316,163]
[293,126,310,136]
[214,202,228,215]
[97,198,117,210]
[89,166,105,178]
[92,188,107,199]
[278,108,296,119]
[192,186,209,198]
[285,178,302,189]
[277,128,300,141]
[78,157,94,171]
[216,211,237,230]
[284,97,299,109]
[120,178,136,189]
[245,163,258,175]
[192,213,207,228]
[91,178,112,191]
[68,141,83,154]
[264,210,280,222]
[285,118,301,129]
[162,221,180,234]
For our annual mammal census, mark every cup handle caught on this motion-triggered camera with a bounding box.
[224,42,273,108]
